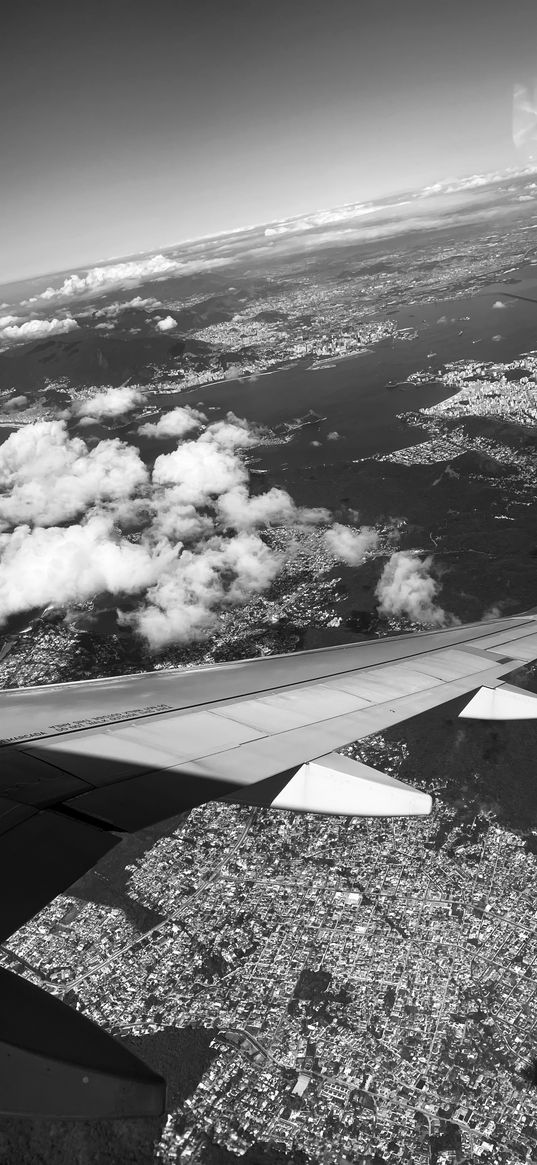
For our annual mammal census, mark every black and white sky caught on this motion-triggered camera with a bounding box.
[2,0,537,281]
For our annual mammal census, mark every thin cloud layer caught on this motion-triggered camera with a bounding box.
[375,551,455,627]
[5,395,28,412]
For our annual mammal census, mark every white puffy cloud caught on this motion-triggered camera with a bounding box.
[375,551,452,626]
[73,386,144,420]
[0,409,345,648]
[155,315,177,332]
[0,316,79,344]
[138,405,206,439]
[0,516,173,620]
[219,486,297,530]
[200,413,264,451]
[0,421,148,529]
[324,523,380,565]
[219,485,328,530]
[25,253,233,305]
[124,533,282,649]
[147,490,215,546]
[153,437,247,506]
[127,295,160,309]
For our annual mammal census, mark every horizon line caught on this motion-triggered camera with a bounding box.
[2,162,535,292]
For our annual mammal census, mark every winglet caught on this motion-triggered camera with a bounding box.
[270,752,432,817]
[460,684,537,720]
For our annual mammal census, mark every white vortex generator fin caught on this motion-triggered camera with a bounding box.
[270,752,432,817]
[460,684,537,721]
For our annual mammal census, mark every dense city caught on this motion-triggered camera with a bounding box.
[3,730,537,1164]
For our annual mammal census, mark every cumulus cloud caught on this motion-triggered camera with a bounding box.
[0,409,340,649]
[128,295,160,309]
[73,386,144,420]
[93,296,161,319]
[147,490,215,546]
[153,437,247,505]
[324,523,380,565]
[375,551,453,626]
[0,421,148,529]
[200,413,265,452]
[139,406,207,439]
[122,532,282,649]
[155,315,177,332]
[0,516,173,621]
[0,316,79,345]
[218,485,328,531]
[25,253,233,305]
[138,405,207,439]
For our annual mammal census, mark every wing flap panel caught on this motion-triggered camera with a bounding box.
[400,648,496,681]
[270,752,432,816]
[459,684,537,720]
[490,633,537,663]
[23,711,264,786]
[465,627,537,653]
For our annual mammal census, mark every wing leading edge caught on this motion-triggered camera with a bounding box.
[3,611,537,901]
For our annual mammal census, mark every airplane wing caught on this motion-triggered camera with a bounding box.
[2,609,537,1118]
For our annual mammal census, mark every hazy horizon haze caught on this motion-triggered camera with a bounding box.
[3,0,537,283]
